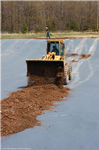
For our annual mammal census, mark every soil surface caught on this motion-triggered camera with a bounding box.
[1,83,70,136]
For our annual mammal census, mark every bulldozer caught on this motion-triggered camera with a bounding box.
[26,39,72,85]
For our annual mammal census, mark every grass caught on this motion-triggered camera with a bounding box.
[1,31,99,39]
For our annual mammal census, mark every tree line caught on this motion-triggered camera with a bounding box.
[1,1,99,33]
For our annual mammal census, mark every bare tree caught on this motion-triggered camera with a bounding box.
[1,1,98,32]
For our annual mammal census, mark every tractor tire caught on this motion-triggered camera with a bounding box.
[64,65,69,85]
[55,66,64,87]
[69,63,72,80]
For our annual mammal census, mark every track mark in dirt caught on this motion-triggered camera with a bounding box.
[67,53,91,63]
[80,54,91,59]
[67,53,79,57]
[1,82,70,136]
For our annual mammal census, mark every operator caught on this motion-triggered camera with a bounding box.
[52,45,59,55]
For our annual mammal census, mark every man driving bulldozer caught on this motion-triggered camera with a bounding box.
[52,45,59,55]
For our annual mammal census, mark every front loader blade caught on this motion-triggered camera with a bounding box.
[26,60,64,78]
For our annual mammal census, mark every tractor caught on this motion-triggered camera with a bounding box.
[26,40,72,85]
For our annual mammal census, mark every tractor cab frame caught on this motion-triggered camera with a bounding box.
[47,40,65,57]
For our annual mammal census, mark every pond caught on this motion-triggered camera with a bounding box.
[1,38,99,150]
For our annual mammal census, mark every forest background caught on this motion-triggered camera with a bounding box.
[1,1,99,34]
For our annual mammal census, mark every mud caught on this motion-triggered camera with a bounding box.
[1,82,70,136]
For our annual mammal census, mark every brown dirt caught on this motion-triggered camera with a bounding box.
[67,53,91,63]
[80,54,91,59]
[72,60,78,63]
[1,82,70,136]
[66,53,79,57]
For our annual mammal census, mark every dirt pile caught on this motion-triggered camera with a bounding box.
[1,84,70,136]
[28,75,58,86]
[28,69,64,88]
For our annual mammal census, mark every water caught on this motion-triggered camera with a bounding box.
[1,39,46,99]
[1,38,99,150]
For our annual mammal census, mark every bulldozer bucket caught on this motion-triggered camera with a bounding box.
[26,60,64,78]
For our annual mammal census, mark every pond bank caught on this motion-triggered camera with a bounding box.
[1,31,99,39]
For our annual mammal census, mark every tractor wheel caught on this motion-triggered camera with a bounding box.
[64,65,69,85]
[69,63,72,80]
[55,66,64,87]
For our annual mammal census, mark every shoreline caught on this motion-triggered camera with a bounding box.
[1,36,99,40]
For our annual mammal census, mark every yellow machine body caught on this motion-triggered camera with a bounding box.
[26,40,66,78]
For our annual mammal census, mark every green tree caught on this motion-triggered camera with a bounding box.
[48,20,56,31]
[70,21,78,31]
[83,25,89,31]
[21,22,28,33]
[66,23,70,30]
